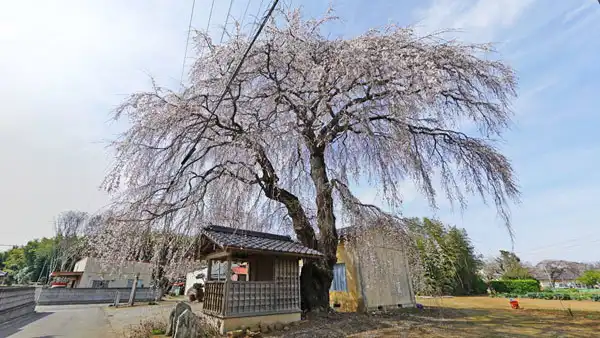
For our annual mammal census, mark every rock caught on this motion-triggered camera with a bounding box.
[174,309,206,338]
[165,302,192,336]
[283,326,290,331]
[274,322,284,331]
[259,323,270,333]
[249,325,260,332]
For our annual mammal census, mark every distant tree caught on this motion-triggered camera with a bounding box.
[445,227,485,295]
[0,238,63,285]
[494,250,532,280]
[411,217,484,295]
[577,270,600,288]
[481,257,502,281]
[53,210,89,271]
[1,247,26,284]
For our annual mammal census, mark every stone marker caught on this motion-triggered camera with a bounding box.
[174,309,206,338]
[165,302,192,336]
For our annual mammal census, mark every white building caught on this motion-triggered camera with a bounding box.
[50,257,154,288]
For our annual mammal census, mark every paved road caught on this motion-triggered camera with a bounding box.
[0,305,116,338]
[0,300,198,337]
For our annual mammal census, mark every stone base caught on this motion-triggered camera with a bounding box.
[0,302,36,325]
[198,311,301,334]
[368,301,415,311]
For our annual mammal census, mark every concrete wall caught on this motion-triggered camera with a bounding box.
[74,257,153,288]
[0,287,36,324]
[36,287,159,305]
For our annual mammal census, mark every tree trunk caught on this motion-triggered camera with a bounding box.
[255,143,337,312]
[304,148,339,311]
[300,259,332,311]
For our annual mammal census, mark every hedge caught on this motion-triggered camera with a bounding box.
[489,279,540,294]
[493,292,600,301]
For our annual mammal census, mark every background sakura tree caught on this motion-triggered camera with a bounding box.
[98,7,519,311]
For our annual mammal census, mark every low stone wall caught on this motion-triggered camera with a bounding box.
[37,287,159,305]
[0,287,36,324]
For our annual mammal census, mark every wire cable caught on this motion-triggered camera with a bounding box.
[220,0,235,44]
[240,0,253,32]
[252,0,266,35]
[514,237,600,257]
[179,0,197,88]
[205,0,216,32]
[175,0,280,175]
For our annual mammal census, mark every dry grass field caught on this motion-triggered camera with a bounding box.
[419,295,600,312]
[267,296,600,337]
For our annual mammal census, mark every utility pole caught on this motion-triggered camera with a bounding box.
[128,272,140,306]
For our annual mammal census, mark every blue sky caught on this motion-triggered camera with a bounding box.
[1,0,598,264]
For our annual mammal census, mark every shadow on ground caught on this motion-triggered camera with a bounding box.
[0,312,54,338]
[266,306,600,338]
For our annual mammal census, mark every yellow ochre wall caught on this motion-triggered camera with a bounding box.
[329,242,362,312]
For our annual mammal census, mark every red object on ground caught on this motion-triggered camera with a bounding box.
[510,300,520,309]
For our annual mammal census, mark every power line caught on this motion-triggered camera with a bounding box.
[516,237,600,256]
[220,0,235,43]
[179,0,197,88]
[240,0,253,31]
[176,0,280,172]
[205,0,216,32]
[249,0,266,37]
[255,0,265,22]
[515,232,599,254]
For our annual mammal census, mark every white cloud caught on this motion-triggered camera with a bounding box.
[0,0,256,246]
[413,0,537,42]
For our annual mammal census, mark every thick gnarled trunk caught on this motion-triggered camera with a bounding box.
[256,142,337,312]
[300,258,332,311]
[300,148,338,311]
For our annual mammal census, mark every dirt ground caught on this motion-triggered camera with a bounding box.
[419,295,600,312]
[266,297,600,338]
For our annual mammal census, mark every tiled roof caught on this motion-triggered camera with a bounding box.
[201,225,322,257]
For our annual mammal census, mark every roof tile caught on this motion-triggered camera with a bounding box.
[202,225,322,257]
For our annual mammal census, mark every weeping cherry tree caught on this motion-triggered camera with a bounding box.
[100,7,519,311]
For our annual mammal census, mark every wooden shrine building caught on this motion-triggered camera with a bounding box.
[197,225,322,334]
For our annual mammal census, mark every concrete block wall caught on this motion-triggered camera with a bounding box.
[37,287,159,305]
[0,287,36,324]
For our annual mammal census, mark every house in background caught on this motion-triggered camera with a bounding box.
[329,225,415,312]
[0,270,7,284]
[532,269,584,289]
[49,257,153,288]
